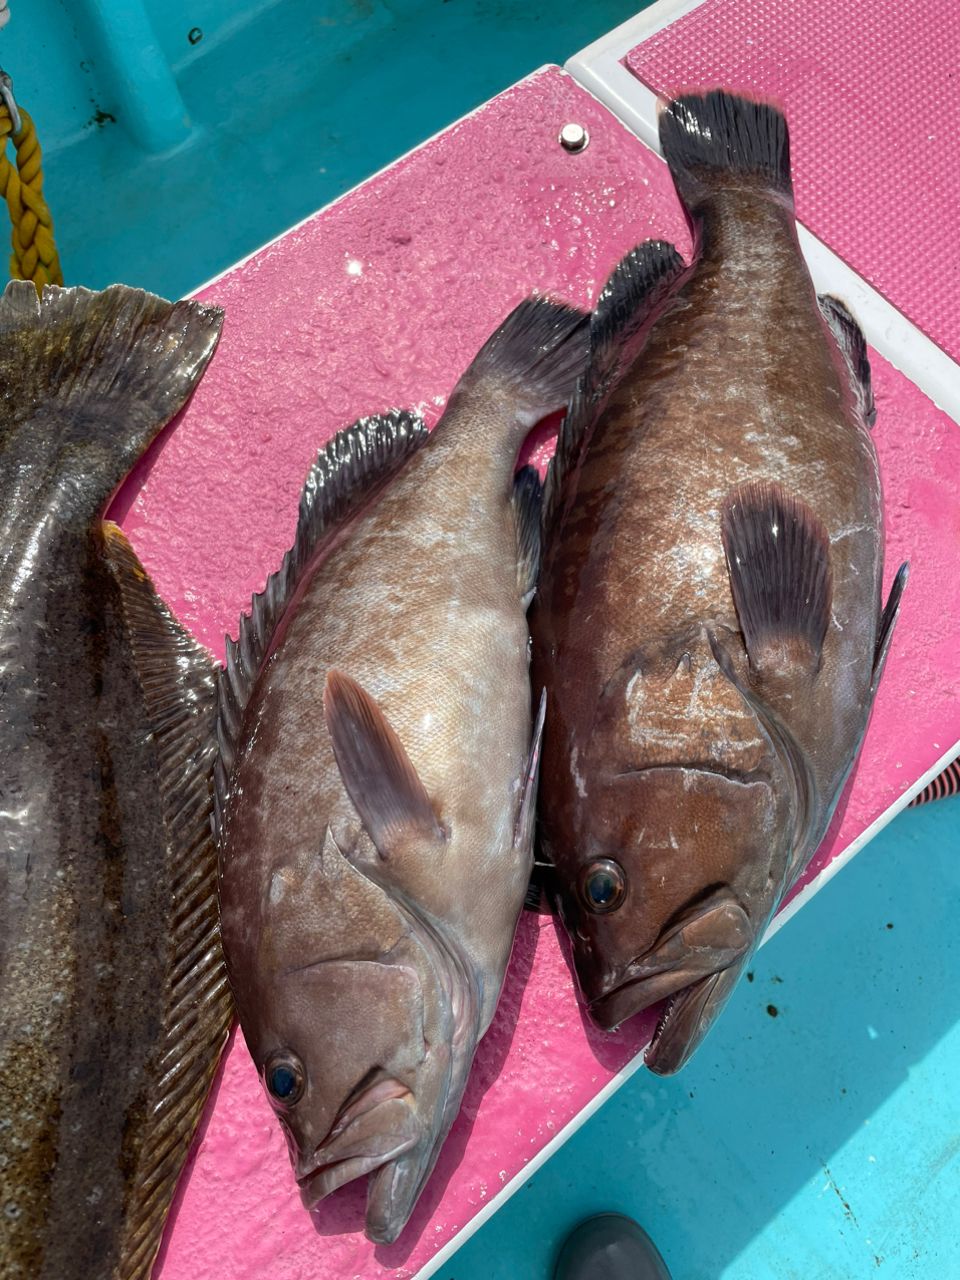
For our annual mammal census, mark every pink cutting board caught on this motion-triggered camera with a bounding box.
[624,0,960,363]
[114,67,960,1280]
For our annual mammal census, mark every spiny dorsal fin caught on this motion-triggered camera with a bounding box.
[512,465,544,608]
[721,480,833,678]
[215,409,428,833]
[101,523,233,1279]
[819,294,877,428]
[323,668,444,857]
[0,282,222,517]
[543,241,685,531]
[873,561,909,689]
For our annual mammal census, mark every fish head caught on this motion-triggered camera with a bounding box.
[556,764,789,1066]
[233,844,481,1245]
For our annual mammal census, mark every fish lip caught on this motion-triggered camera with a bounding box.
[587,967,695,1031]
[644,971,725,1075]
[296,1079,418,1206]
[299,1137,419,1209]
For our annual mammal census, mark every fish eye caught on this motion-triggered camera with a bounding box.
[264,1051,305,1106]
[580,859,626,913]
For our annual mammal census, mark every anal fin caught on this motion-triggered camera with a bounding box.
[819,294,877,428]
[721,481,833,678]
[874,561,909,689]
[101,523,233,1278]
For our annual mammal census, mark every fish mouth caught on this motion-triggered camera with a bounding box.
[589,966,700,1031]
[297,1078,419,1209]
[645,970,727,1076]
[586,896,752,1032]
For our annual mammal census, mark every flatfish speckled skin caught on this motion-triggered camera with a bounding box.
[531,92,907,1074]
[0,284,231,1279]
[216,297,588,1242]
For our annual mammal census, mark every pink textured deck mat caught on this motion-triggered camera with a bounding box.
[111,67,960,1280]
[624,0,960,362]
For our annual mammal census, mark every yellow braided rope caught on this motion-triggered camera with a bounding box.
[0,104,62,293]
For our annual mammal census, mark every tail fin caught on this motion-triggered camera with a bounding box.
[659,90,792,210]
[455,296,590,430]
[0,281,222,516]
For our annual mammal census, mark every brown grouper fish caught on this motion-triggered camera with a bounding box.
[216,298,588,1242]
[531,91,907,1075]
[0,284,231,1278]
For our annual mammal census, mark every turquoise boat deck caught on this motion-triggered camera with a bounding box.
[6,3,957,1275]
[446,798,960,1278]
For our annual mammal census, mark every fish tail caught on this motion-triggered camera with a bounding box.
[0,281,222,512]
[658,90,793,211]
[455,296,590,432]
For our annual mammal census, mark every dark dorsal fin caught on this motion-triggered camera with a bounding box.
[215,410,428,832]
[100,523,233,1276]
[0,282,221,522]
[819,294,877,428]
[323,668,444,858]
[873,561,909,689]
[721,481,833,678]
[512,465,544,608]
[543,240,686,531]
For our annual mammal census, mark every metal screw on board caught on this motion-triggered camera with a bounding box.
[559,123,589,153]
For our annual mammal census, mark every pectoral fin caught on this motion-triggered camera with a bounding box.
[513,688,546,854]
[512,466,544,609]
[323,669,444,858]
[708,627,816,880]
[721,480,833,679]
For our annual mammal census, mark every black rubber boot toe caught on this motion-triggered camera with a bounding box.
[554,1213,672,1280]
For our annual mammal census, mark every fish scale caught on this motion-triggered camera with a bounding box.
[0,283,230,1279]
[531,91,906,1075]
[216,295,589,1243]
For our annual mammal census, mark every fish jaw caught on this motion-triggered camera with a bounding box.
[297,1040,477,1244]
[585,893,753,1031]
[297,1085,420,1207]
[644,959,747,1075]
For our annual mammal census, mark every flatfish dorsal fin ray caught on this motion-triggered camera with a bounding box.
[100,522,234,1280]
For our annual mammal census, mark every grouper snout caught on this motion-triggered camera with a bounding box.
[587,891,754,1032]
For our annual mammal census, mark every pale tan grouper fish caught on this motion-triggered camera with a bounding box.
[216,297,588,1242]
